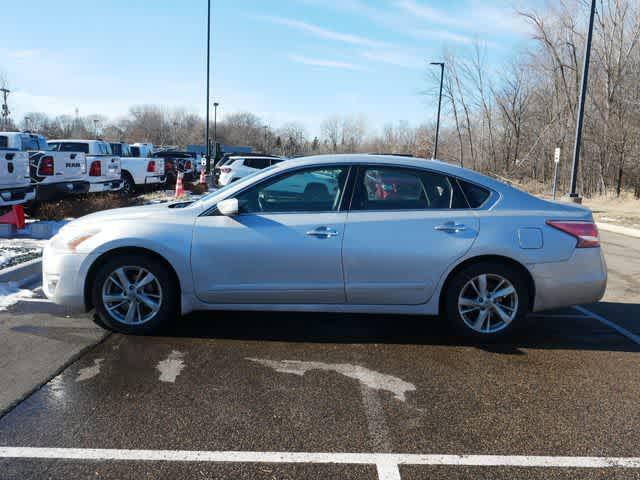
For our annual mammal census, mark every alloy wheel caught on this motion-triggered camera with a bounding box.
[458,273,519,334]
[101,266,163,325]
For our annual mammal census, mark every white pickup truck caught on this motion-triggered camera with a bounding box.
[109,142,165,195]
[0,139,35,207]
[0,131,89,201]
[48,139,122,194]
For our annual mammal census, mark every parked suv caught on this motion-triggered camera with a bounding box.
[216,155,285,186]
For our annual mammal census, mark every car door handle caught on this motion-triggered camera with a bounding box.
[435,222,468,233]
[306,226,339,238]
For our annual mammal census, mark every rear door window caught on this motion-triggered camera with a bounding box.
[244,158,270,169]
[458,179,491,208]
[20,135,39,151]
[48,142,90,153]
[352,167,471,211]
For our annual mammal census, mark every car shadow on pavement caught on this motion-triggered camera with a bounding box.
[164,302,640,354]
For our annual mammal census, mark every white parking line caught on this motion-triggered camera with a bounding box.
[2,447,640,478]
[574,305,640,345]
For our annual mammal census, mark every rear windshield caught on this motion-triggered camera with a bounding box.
[0,136,7,149]
[49,142,90,154]
[458,179,491,208]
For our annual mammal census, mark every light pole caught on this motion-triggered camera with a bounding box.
[93,119,99,139]
[213,102,219,164]
[430,62,445,160]
[568,0,596,203]
[24,116,31,131]
[173,121,178,146]
[0,88,10,130]
[205,0,212,173]
[263,125,268,154]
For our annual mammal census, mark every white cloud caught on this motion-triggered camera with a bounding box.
[289,54,363,70]
[394,0,532,37]
[362,51,424,69]
[260,15,390,48]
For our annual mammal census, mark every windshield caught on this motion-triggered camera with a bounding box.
[189,165,278,208]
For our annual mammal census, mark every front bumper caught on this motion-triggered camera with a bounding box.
[42,243,88,310]
[88,179,123,193]
[0,185,36,206]
[530,247,607,312]
[36,181,90,201]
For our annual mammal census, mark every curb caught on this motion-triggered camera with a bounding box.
[0,258,42,286]
[597,222,640,239]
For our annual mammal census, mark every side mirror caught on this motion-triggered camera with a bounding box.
[217,198,239,216]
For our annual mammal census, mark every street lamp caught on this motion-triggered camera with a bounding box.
[263,125,268,154]
[205,0,212,172]
[24,116,31,131]
[568,0,596,204]
[430,62,445,160]
[93,119,99,139]
[213,102,219,164]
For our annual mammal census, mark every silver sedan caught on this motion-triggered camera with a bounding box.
[42,155,607,338]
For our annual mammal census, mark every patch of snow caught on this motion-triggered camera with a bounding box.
[0,282,36,310]
[0,238,46,269]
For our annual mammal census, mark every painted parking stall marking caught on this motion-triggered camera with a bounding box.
[3,447,640,479]
[574,305,640,345]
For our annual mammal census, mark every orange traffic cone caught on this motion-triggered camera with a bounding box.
[175,172,185,198]
[0,205,26,230]
[199,167,206,185]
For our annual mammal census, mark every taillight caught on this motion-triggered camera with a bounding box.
[220,167,231,173]
[546,220,600,248]
[185,160,192,170]
[89,160,102,176]
[38,156,54,176]
[147,160,156,173]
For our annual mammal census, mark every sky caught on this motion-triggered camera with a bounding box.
[0,0,542,136]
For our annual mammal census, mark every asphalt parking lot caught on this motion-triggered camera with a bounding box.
[0,230,639,479]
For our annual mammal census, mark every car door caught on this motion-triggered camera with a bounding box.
[343,165,480,305]
[191,165,352,304]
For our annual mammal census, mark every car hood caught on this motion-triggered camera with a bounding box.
[65,201,188,229]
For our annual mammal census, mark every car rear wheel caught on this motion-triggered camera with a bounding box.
[91,254,178,334]
[444,261,530,339]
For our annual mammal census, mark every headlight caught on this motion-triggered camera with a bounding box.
[50,229,100,252]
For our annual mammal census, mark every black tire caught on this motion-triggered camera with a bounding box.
[91,254,178,335]
[121,171,136,197]
[444,261,530,339]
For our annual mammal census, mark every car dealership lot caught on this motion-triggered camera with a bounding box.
[0,231,638,479]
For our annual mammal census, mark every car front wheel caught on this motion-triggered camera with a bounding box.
[91,254,178,334]
[444,261,530,339]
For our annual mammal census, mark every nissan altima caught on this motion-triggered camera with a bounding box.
[42,154,607,338]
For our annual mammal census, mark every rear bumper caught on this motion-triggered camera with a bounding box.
[144,175,166,185]
[88,179,123,193]
[529,247,607,312]
[36,181,90,201]
[0,185,36,206]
